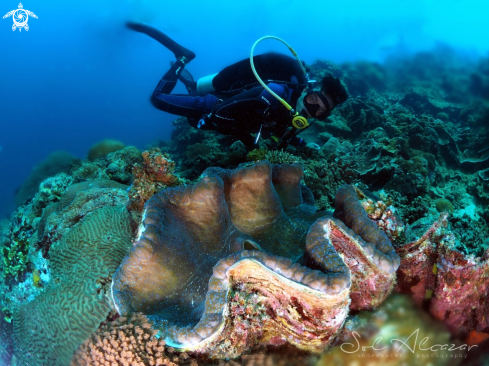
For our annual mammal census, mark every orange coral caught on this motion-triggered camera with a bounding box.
[71,313,198,366]
[128,149,185,212]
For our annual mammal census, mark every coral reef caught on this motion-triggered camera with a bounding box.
[15,151,76,206]
[105,146,144,184]
[113,161,399,359]
[12,205,134,366]
[73,146,144,184]
[0,318,12,366]
[3,46,489,365]
[245,148,267,162]
[71,313,189,366]
[264,150,301,165]
[128,148,186,212]
[0,210,31,280]
[71,313,319,366]
[87,139,126,162]
[37,178,129,258]
[396,213,489,345]
[435,197,454,214]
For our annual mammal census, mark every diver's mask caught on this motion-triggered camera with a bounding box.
[302,91,331,121]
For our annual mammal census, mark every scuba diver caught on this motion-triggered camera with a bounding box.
[127,22,349,150]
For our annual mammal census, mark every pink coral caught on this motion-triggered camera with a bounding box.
[396,212,489,345]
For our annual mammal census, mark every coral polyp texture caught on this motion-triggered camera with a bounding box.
[112,161,400,359]
[37,178,129,257]
[396,212,489,345]
[12,206,134,366]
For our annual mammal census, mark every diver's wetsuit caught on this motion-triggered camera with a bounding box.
[150,52,307,148]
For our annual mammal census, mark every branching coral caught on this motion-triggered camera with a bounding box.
[264,150,301,165]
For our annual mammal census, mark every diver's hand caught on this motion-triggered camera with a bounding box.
[288,136,306,148]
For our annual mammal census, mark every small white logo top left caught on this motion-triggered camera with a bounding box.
[3,3,37,32]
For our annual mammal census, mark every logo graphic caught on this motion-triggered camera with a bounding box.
[3,3,37,32]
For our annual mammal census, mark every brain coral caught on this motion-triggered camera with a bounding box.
[37,178,129,258]
[12,205,134,366]
[112,161,400,359]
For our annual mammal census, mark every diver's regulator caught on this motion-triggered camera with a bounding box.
[250,36,313,145]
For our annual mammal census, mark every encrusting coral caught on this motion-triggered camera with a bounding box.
[112,161,400,359]
[128,148,186,212]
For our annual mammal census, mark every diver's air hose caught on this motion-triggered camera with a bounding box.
[250,36,309,129]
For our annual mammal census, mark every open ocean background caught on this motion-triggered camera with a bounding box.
[0,0,488,218]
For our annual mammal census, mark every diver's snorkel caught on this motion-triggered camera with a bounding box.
[250,36,310,132]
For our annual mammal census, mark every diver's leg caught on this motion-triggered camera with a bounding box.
[126,21,195,62]
[170,61,197,94]
[151,92,219,121]
[154,57,189,94]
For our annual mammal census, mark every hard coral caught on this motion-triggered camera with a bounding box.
[37,178,129,258]
[128,148,185,212]
[13,206,134,366]
[1,207,38,280]
[15,151,76,206]
[71,313,192,366]
[325,294,458,366]
[105,146,144,184]
[87,139,126,162]
[264,150,301,164]
[246,148,267,162]
[435,197,454,214]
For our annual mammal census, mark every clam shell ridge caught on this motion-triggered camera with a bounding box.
[112,161,398,357]
[333,184,401,310]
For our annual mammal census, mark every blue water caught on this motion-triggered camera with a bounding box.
[0,0,488,218]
